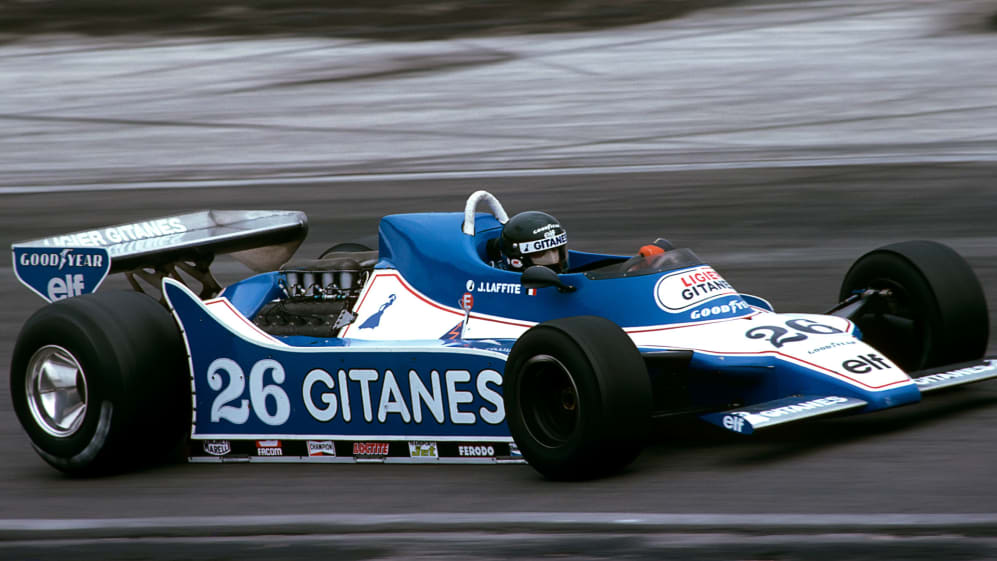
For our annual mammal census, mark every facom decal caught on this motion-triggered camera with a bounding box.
[203,440,232,456]
[353,442,389,458]
[306,440,337,457]
[655,266,736,312]
[408,441,439,459]
[256,440,283,456]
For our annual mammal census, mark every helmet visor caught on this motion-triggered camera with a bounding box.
[530,248,562,267]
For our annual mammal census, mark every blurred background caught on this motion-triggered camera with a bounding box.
[2,0,997,558]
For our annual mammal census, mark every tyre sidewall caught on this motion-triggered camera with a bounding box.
[505,316,651,479]
[841,241,989,369]
[505,326,605,470]
[11,299,128,472]
[10,292,188,475]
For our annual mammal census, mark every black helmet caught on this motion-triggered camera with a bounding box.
[499,211,568,272]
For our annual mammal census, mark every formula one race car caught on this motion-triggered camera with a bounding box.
[9,191,995,479]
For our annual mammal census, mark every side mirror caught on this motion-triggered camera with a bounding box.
[521,265,576,293]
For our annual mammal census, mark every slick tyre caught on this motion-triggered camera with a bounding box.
[840,240,989,371]
[504,316,651,480]
[10,291,188,476]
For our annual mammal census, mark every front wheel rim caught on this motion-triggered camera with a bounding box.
[518,355,580,448]
[25,345,89,438]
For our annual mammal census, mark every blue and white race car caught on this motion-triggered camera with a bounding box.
[10,191,995,479]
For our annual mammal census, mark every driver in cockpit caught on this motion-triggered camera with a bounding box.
[491,211,569,273]
[490,210,673,274]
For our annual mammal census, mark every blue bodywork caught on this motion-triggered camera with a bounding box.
[167,210,922,447]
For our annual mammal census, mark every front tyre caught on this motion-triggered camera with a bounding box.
[10,291,188,476]
[840,240,989,371]
[504,316,651,480]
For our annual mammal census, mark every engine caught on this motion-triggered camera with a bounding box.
[253,251,377,337]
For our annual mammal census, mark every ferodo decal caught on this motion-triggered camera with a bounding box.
[457,444,496,457]
[12,246,111,302]
[655,266,735,312]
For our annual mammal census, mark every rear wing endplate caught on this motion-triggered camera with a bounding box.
[12,210,307,302]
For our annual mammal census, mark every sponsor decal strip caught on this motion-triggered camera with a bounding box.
[187,439,521,464]
[191,434,515,442]
[913,359,997,392]
[702,395,868,435]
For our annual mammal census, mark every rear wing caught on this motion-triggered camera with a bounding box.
[12,210,307,302]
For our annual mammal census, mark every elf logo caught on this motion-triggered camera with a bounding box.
[722,414,747,433]
[841,353,892,374]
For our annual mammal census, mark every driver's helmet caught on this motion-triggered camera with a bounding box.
[499,211,568,273]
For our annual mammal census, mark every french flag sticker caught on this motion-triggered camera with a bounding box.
[527,288,537,296]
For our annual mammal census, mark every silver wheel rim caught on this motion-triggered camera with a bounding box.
[25,345,88,438]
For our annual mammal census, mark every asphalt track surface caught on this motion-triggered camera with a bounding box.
[2,0,997,559]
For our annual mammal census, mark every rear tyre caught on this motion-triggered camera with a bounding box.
[10,292,189,476]
[504,316,651,480]
[839,240,989,371]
